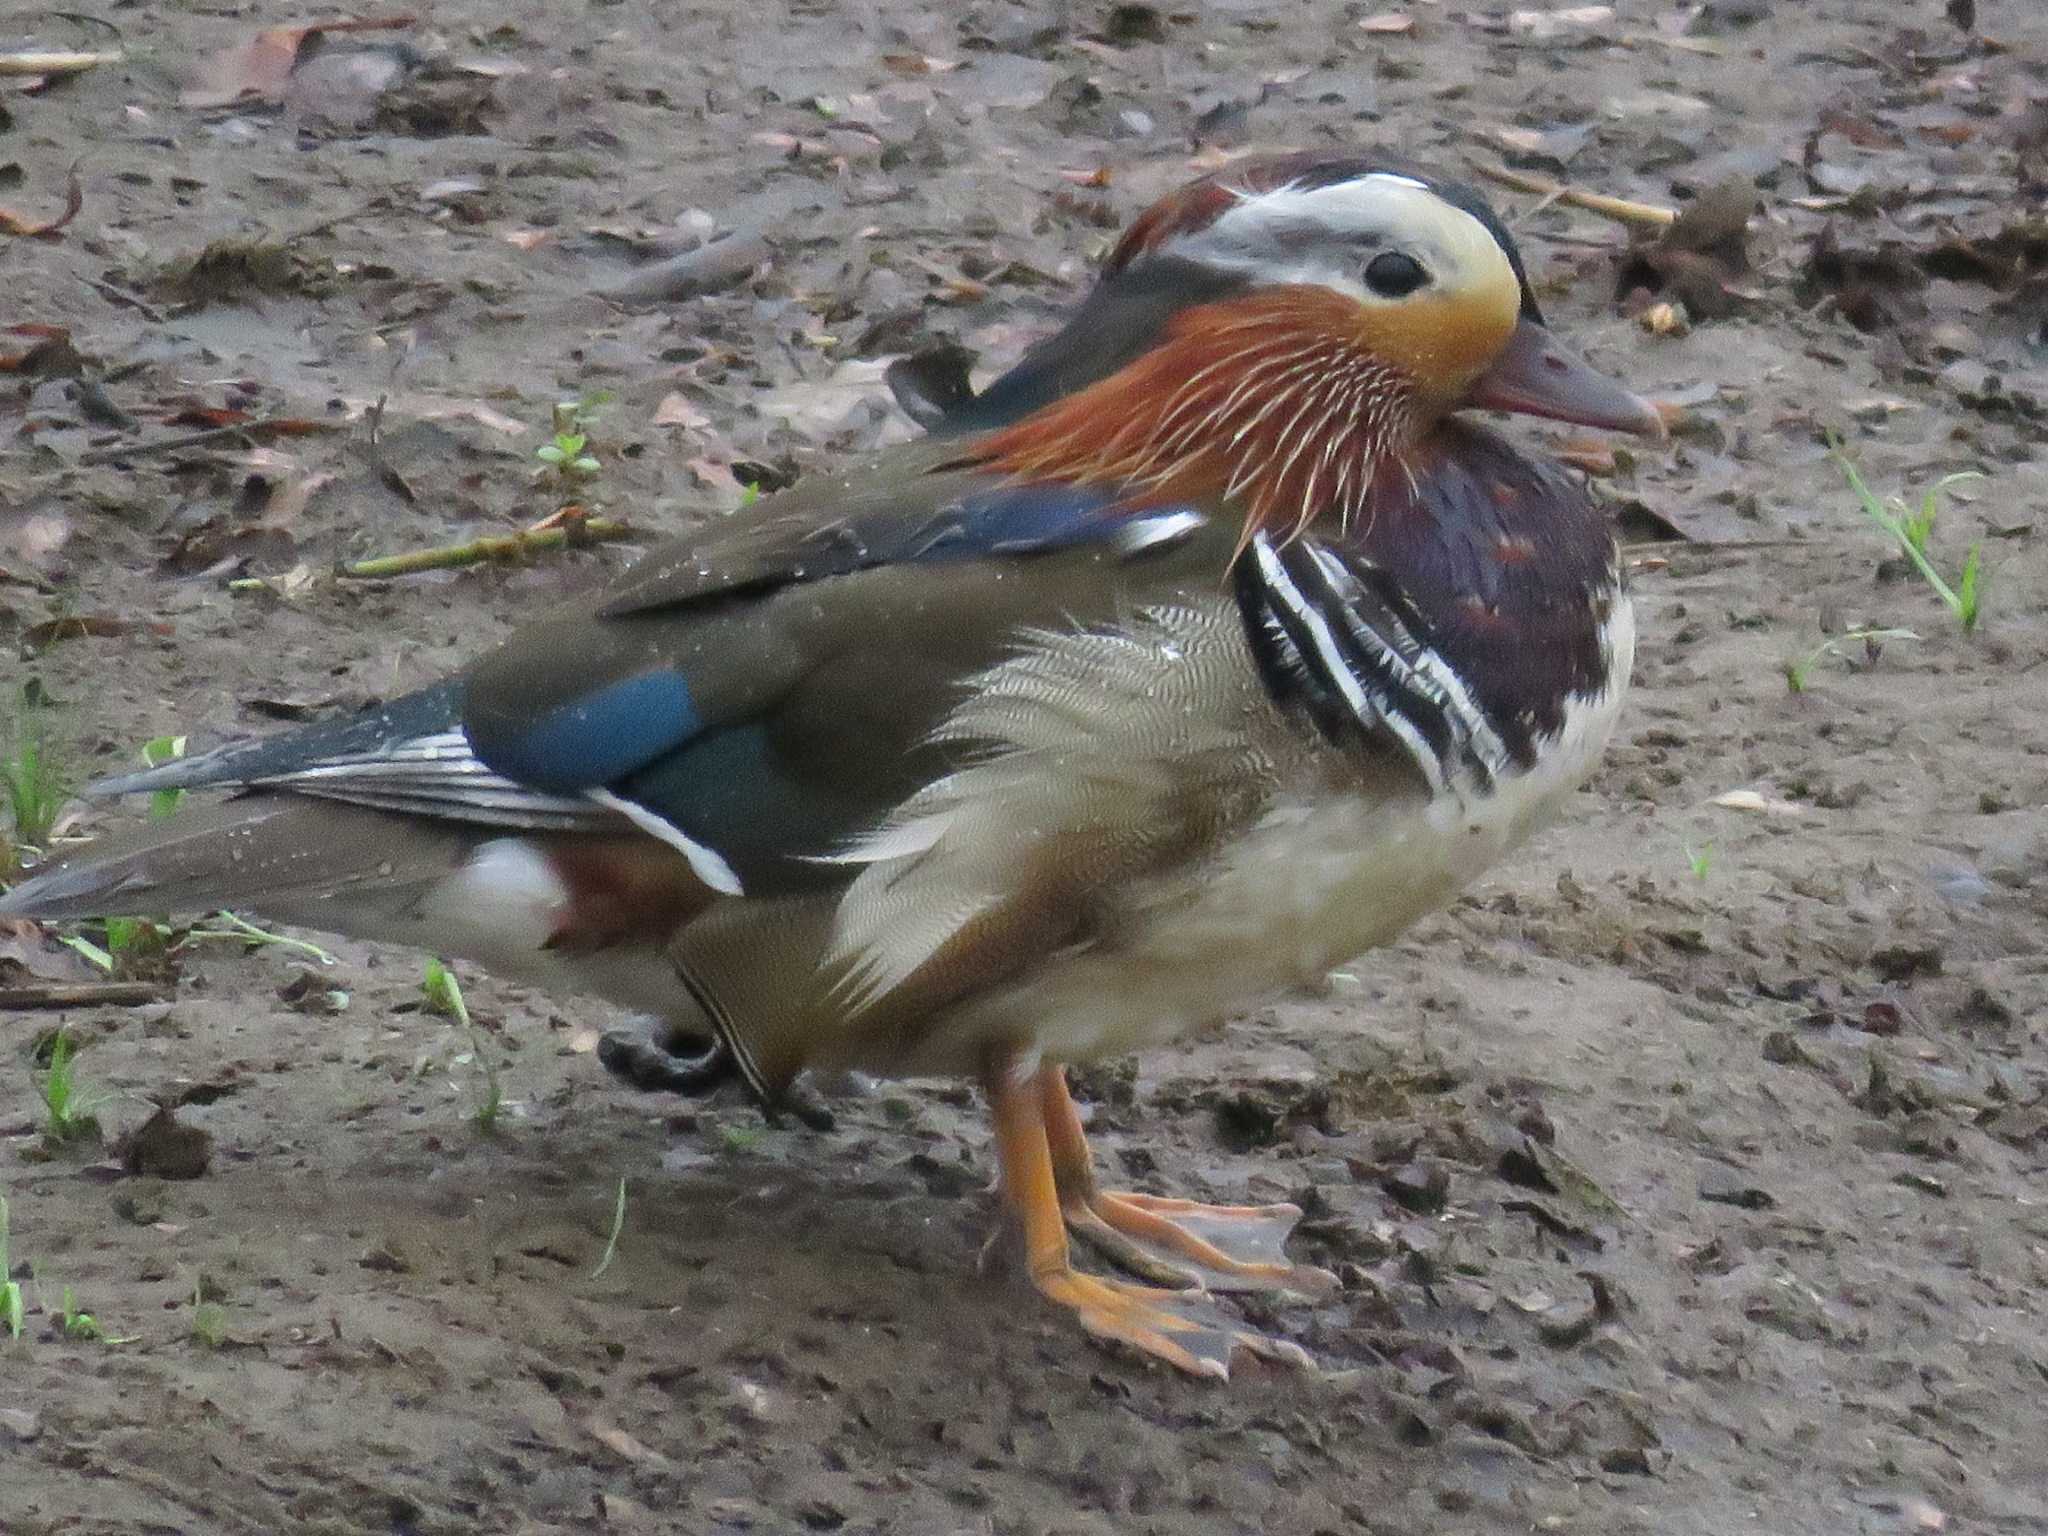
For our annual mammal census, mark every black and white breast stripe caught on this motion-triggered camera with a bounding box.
[1233,532,1511,797]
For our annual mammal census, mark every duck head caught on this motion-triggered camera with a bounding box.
[961,154,1665,544]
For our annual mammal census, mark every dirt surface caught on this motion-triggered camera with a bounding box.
[4,2,2047,1532]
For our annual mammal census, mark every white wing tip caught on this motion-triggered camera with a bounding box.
[584,788,744,897]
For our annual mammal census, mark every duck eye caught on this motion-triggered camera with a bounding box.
[1364,251,1428,299]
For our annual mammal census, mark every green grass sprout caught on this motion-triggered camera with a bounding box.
[37,1029,106,1146]
[60,915,173,977]
[0,1197,23,1341]
[189,1280,228,1348]
[58,932,115,973]
[141,734,188,820]
[3,693,68,871]
[1832,448,1986,632]
[718,1123,764,1155]
[424,958,504,1132]
[178,910,336,965]
[57,1285,118,1343]
[1783,626,1921,694]
[591,1177,628,1279]
[536,392,613,498]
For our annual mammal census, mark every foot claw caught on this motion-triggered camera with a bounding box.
[1068,1190,1336,1296]
[596,1025,834,1129]
[1039,1268,1309,1381]
[597,1026,733,1095]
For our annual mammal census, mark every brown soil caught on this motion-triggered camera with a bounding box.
[4,3,2046,1533]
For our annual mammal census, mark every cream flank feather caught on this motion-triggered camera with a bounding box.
[817,605,1295,1016]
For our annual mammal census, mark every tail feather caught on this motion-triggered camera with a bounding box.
[0,795,478,929]
[82,680,465,799]
[1,793,717,1029]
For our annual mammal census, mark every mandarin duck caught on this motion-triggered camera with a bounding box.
[2,154,1663,1377]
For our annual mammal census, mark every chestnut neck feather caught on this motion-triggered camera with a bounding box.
[964,288,1417,548]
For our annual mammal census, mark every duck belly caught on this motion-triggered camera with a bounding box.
[936,610,1632,1073]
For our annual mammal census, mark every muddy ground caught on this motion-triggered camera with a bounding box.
[2,1,2046,1532]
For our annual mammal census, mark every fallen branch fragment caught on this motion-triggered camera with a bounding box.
[337,517,635,579]
[1470,162,1676,229]
[0,51,121,77]
[78,417,342,465]
[0,982,168,1009]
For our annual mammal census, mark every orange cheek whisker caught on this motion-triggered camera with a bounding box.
[962,288,1420,557]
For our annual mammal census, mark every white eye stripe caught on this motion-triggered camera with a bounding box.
[1223,170,1429,207]
[1150,172,1519,314]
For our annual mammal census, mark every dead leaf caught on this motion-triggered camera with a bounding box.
[1554,440,1617,475]
[879,53,956,76]
[684,455,735,489]
[1817,108,1905,151]
[339,395,526,435]
[1712,789,1806,817]
[1799,222,1930,336]
[22,614,172,654]
[234,448,335,523]
[0,164,81,238]
[0,501,71,579]
[163,405,254,429]
[285,43,415,124]
[419,177,485,204]
[244,692,357,721]
[181,15,416,109]
[1905,1497,1948,1532]
[758,359,910,444]
[161,528,299,581]
[446,56,530,79]
[599,1492,657,1531]
[652,392,710,430]
[1602,89,1711,120]
[1494,122,1597,172]
[1614,176,1756,320]
[0,323,81,374]
[1506,6,1613,39]
[751,130,880,164]
[582,1417,672,1468]
[596,230,769,303]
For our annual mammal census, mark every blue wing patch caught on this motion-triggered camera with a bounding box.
[479,488,1200,796]
[470,669,700,794]
[464,478,1205,883]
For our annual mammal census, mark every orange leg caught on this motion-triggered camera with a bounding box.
[987,1056,1308,1379]
[1040,1066,1336,1297]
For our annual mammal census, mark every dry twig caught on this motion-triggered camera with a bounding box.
[0,982,168,1009]
[337,517,635,579]
[0,50,121,77]
[1470,162,1676,229]
[78,417,342,465]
